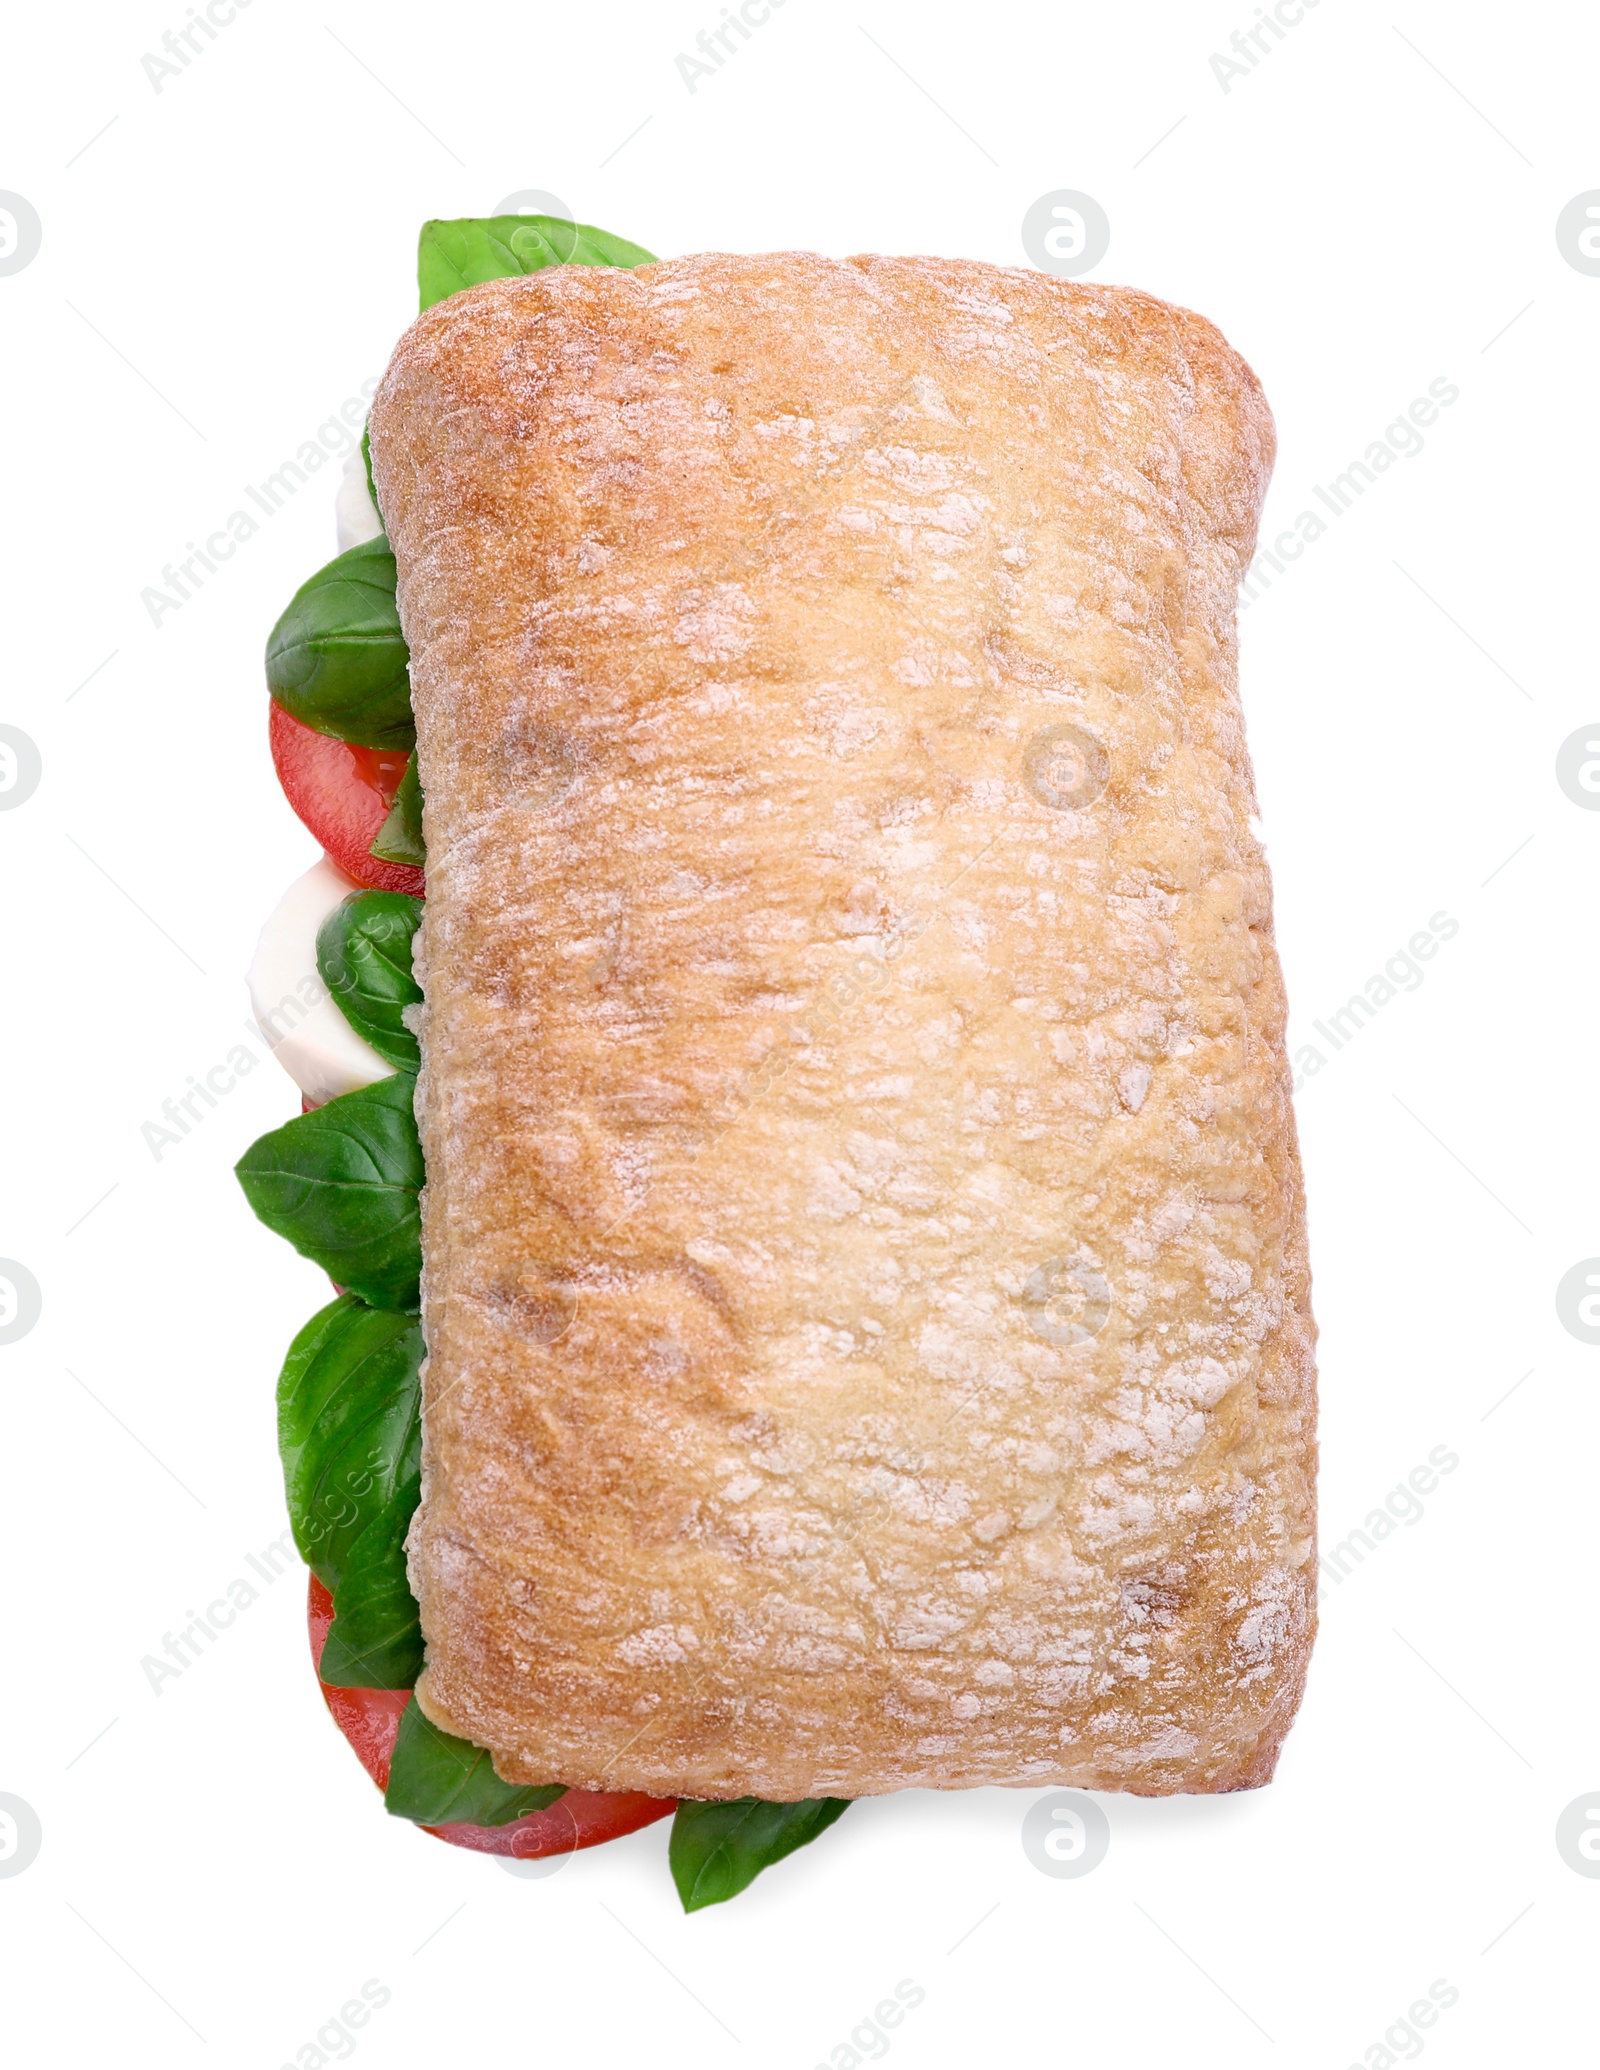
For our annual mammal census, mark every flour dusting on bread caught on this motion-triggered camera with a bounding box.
[369,252,1315,1799]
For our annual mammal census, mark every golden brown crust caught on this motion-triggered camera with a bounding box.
[370,251,1315,1799]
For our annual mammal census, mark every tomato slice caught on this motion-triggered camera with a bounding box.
[270,701,425,897]
[307,1576,674,1858]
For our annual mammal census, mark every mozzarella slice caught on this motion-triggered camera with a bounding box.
[249,858,396,1105]
[335,440,384,552]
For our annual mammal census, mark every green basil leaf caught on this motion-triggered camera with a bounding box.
[361,425,377,515]
[277,1294,424,1689]
[417,214,656,311]
[369,755,424,868]
[277,1293,421,1588]
[235,1073,423,1310]
[316,891,423,1071]
[669,1797,852,1912]
[318,1495,424,1689]
[384,1700,566,1824]
[264,537,414,752]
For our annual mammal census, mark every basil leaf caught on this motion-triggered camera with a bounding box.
[417,214,656,311]
[235,1073,423,1310]
[361,425,377,515]
[265,537,414,752]
[276,1294,423,1689]
[318,1494,424,1689]
[385,1700,566,1825]
[278,1293,421,1588]
[316,891,423,1072]
[369,754,424,868]
[669,1797,852,1912]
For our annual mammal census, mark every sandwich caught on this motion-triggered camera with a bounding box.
[238,212,1317,1910]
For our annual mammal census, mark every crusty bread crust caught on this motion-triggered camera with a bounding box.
[370,252,1315,1799]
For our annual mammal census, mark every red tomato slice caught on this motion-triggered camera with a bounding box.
[307,1576,674,1858]
[270,701,425,897]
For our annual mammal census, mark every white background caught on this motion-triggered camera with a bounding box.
[2,0,1595,2064]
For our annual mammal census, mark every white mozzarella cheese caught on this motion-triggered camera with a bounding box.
[335,440,384,553]
[249,858,396,1105]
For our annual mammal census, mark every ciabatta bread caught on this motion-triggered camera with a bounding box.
[369,251,1316,1799]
